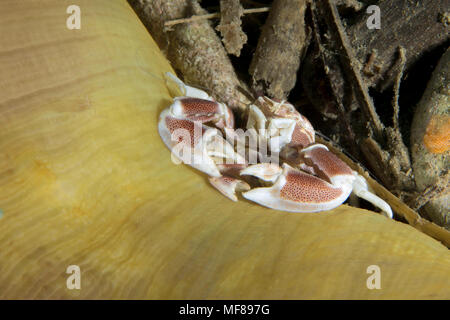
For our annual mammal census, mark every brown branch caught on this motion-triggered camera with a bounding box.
[392,46,406,130]
[164,7,270,28]
[216,0,247,57]
[127,0,250,111]
[249,0,308,100]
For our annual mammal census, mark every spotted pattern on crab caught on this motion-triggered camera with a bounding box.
[164,116,205,147]
[290,123,315,148]
[209,176,250,202]
[176,98,220,118]
[301,145,353,182]
[172,97,234,129]
[280,169,343,203]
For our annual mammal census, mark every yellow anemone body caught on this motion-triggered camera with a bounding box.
[0,0,449,299]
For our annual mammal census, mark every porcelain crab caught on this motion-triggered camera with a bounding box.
[158,73,393,218]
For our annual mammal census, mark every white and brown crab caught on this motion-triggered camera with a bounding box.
[158,73,393,218]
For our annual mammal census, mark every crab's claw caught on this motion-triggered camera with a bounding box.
[171,97,234,129]
[299,144,393,218]
[158,109,244,178]
[241,163,353,212]
[165,72,234,130]
[241,144,393,218]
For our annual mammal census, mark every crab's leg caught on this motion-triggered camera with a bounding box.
[299,144,393,218]
[351,173,393,219]
[206,164,250,202]
[240,163,283,183]
[209,176,250,202]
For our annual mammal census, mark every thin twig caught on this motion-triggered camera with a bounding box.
[249,0,308,99]
[392,46,406,130]
[164,7,270,28]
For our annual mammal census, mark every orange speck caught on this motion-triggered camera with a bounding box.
[423,115,450,154]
